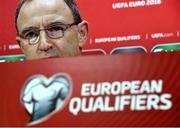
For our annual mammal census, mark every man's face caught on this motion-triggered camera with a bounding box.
[16,0,88,59]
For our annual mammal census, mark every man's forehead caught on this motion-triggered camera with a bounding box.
[20,0,71,16]
[21,0,67,6]
[17,0,73,31]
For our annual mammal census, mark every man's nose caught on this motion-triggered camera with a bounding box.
[38,31,53,51]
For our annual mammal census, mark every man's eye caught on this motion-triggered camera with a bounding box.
[24,31,38,39]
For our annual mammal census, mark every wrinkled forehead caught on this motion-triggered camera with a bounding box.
[17,0,74,32]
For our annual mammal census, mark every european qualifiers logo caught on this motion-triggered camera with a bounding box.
[21,73,72,125]
[69,80,172,115]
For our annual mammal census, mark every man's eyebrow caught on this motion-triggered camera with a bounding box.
[21,26,37,34]
[47,21,66,25]
[47,18,67,25]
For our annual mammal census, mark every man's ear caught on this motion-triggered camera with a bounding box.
[16,36,24,53]
[77,20,88,47]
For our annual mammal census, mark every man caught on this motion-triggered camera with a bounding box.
[15,0,88,59]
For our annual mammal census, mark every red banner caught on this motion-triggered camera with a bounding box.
[0,52,179,126]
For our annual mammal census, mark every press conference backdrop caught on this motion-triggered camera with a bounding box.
[0,0,180,61]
